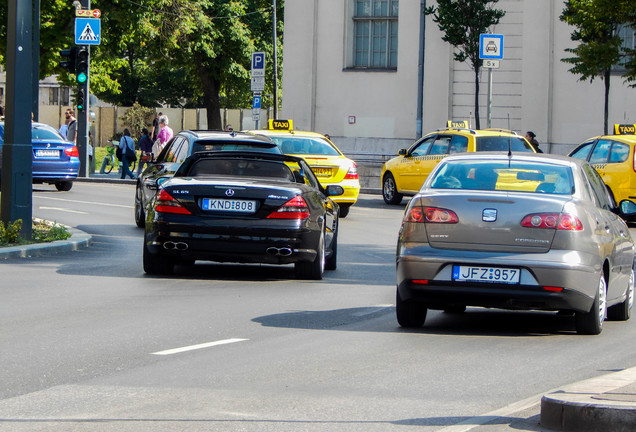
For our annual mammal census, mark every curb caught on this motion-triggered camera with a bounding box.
[0,224,92,259]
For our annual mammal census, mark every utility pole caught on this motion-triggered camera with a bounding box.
[272,0,278,119]
[2,0,34,239]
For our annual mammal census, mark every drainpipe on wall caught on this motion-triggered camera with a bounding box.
[416,0,426,138]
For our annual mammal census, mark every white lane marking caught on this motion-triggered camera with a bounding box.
[35,195,134,209]
[151,338,249,356]
[39,206,89,214]
[352,305,393,317]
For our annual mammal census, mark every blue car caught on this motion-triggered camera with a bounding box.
[0,122,79,191]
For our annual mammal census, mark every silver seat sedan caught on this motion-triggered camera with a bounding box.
[396,153,636,335]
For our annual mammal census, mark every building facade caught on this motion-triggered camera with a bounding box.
[281,0,636,155]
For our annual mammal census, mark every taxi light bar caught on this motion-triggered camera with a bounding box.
[155,189,192,215]
[65,146,79,157]
[405,206,459,223]
[520,213,582,230]
[267,195,310,219]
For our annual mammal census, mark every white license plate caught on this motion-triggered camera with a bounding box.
[202,198,257,213]
[35,149,59,157]
[452,265,520,284]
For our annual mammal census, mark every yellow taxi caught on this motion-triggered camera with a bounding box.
[247,120,361,217]
[381,124,536,204]
[568,124,636,205]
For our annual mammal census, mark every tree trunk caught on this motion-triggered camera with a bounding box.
[603,69,610,135]
[196,63,222,130]
[474,68,481,130]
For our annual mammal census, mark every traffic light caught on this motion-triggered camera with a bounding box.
[75,47,89,84]
[59,47,77,72]
[76,89,85,112]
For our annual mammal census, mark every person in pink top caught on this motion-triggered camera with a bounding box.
[157,115,173,150]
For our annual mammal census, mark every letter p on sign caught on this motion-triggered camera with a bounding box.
[252,52,266,76]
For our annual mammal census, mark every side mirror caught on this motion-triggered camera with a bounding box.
[149,176,171,191]
[619,200,636,216]
[398,148,407,156]
[325,185,345,197]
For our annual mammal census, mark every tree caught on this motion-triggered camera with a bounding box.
[424,0,505,129]
[560,0,626,134]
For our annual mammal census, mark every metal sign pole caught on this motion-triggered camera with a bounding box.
[487,67,493,129]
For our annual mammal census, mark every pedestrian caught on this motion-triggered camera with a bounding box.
[156,115,173,150]
[119,128,137,179]
[66,110,78,143]
[525,131,543,153]
[225,124,234,132]
[59,109,72,139]
[137,127,154,175]
[151,111,163,141]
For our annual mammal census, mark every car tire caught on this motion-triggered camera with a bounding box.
[55,181,73,192]
[383,173,403,205]
[143,240,174,275]
[325,231,338,271]
[295,230,325,280]
[608,269,634,321]
[575,273,607,335]
[134,183,146,228]
[396,290,427,327]
[339,204,350,218]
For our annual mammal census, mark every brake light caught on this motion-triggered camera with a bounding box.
[65,146,79,157]
[344,162,359,180]
[267,195,310,219]
[154,189,191,214]
[405,206,458,223]
[520,213,582,230]
[543,286,564,292]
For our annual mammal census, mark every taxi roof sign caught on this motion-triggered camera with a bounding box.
[447,120,469,129]
[268,119,293,131]
[614,124,636,135]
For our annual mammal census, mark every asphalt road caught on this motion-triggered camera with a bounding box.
[0,183,635,431]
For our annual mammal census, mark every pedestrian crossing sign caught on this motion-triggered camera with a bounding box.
[75,18,101,45]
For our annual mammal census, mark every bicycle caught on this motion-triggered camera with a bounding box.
[99,140,136,174]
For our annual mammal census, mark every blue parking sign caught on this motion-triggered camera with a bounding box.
[252,96,262,109]
[75,18,101,45]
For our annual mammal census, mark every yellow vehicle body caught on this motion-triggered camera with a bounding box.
[247,122,360,217]
[381,127,536,204]
[568,124,636,204]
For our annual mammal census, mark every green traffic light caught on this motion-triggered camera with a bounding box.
[77,72,87,83]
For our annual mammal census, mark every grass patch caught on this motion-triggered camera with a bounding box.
[0,219,71,247]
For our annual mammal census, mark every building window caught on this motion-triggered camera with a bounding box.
[353,0,398,69]
[612,24,635,73]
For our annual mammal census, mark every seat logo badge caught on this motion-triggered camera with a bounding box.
[483,208,497,222]
[225,189,235,197]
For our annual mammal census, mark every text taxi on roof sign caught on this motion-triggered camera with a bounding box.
[246,120,360,218]
[569,124,636,212]
[381,122,536,205]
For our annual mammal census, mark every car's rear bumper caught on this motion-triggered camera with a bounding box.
[397,245,602,313]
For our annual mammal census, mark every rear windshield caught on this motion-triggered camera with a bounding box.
[269,136,341,156]
[475,136,534,152]
[188,158,295,181]
[430,160,574,194]
[192,140,279,153]
[32,126,64,142]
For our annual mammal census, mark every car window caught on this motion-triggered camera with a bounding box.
[583,163,613,210]
[193,140,279,153]
[409,136,434,156]
[429,136,452,155]
[164,137,186,163]
[449,135,468,153]
[188,158,294,180]
[430,160,574,194]
[268,136,340,156]
[173,138,190,164]
[608,141,630,163]
[589,139,613,164]
[475,136,534,152]
[32,125,64,141]
[569,141,595,160]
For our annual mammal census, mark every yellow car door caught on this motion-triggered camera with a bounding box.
[396,135,435,193]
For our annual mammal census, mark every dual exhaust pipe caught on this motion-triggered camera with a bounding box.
[266,247,293,257]
[163,241,189,251]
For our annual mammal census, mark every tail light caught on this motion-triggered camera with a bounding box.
[267,195,310,219]
[154,189,191,215]
[65,146,79,157]
[633,147,636,173]
[520,213,582,230]
[405,206,458,223]
[344,162,359,180]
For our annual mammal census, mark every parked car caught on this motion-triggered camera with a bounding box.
[568,124,636,208]
[0,122,79,191]
[135,130,280,227]
[142,151,343,279]
[247,120,360,217]
[381,126,535,205]
[395,152,635,335]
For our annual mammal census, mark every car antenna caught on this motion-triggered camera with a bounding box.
[507,113,512,167]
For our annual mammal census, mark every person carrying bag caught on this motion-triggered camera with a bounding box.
[119,129,137,179]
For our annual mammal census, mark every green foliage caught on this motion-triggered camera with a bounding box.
[424,0,505,129]
[120,102,155,139]
[0,219,22,245]
[0,219,70,246]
